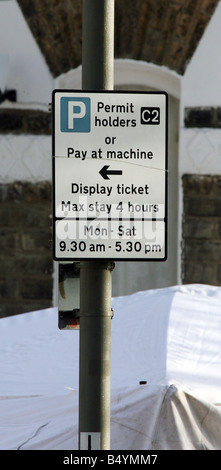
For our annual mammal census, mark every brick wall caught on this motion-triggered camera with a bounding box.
[182,105,221,285]
[0,109,51,135]
[0,107,53,317]
[182,174,221,285]
[0,181,53,317]
[184,106,221,128]
[17,0,219,77]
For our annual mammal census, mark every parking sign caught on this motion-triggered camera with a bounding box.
[52,90,168,261]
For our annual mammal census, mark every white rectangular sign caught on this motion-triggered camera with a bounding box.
[52,90,168,261]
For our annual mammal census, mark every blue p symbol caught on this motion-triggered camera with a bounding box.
[60,97,91,132]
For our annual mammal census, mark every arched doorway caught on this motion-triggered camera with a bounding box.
[57,59,181,295]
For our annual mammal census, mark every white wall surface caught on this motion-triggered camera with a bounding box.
[182,1,221,109]
[0,1,54,184]
[0,135,52,182]
[180,2,221,176]
[0,0,54,107]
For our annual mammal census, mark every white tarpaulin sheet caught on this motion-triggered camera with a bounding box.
[1,284,221,450]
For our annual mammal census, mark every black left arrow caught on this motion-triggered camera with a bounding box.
[99,165,122,180]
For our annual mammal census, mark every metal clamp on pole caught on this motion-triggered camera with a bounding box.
[80,261,115,319]
[58,262,80,330]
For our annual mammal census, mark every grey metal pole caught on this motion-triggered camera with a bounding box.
[79,262,114,450]
[82,0,114,90]
[79,0,115,450]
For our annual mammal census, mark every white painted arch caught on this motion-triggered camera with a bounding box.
[57,58,181,99]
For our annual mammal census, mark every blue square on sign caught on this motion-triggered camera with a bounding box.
[60,97,91,132]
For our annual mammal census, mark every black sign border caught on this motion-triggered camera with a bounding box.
[52,90,168,262]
